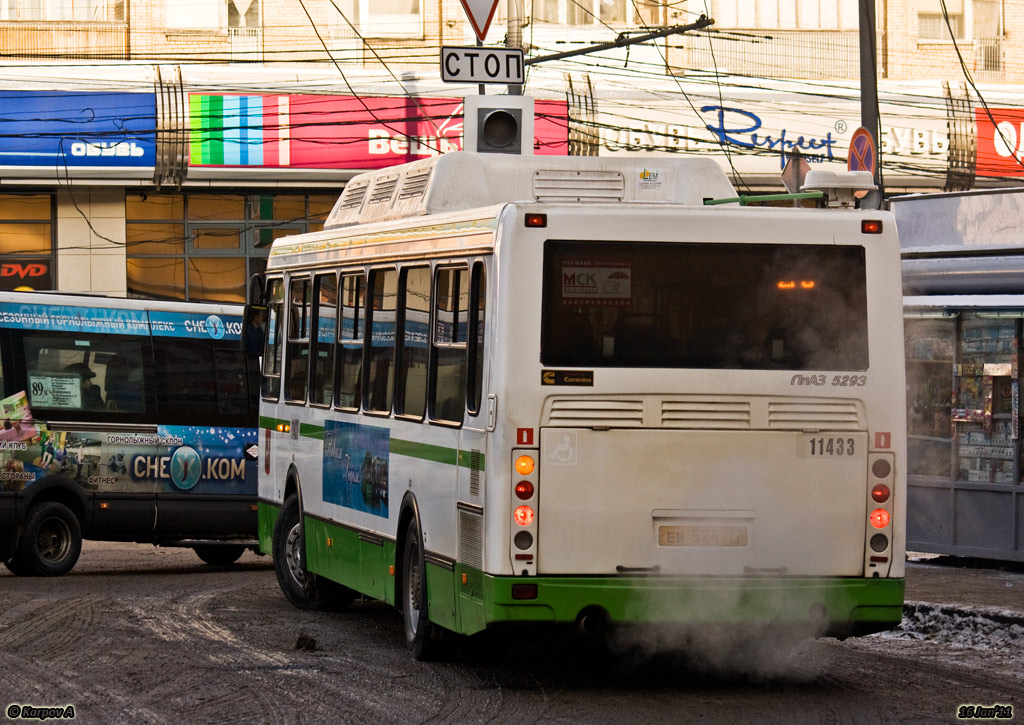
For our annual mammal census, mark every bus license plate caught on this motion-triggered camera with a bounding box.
[658,525,748,547]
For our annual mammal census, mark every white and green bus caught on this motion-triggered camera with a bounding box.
[247,151,906,659]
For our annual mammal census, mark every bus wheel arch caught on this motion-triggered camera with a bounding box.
[398,494,445,660]
[272,472,354,611]
[11,499,83,576]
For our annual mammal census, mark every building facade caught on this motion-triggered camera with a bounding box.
[0,0,1022,300]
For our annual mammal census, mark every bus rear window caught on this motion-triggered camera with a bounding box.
[541,241,868,371]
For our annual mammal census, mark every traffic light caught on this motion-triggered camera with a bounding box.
[463,95,535,155]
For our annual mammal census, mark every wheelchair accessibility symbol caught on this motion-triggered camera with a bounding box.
[546,432,577,465]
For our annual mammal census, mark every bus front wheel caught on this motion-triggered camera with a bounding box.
[13,501,82,576]
[401,518,445,660]
[273,494,354,611]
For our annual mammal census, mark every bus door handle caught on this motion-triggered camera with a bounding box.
[486,395,497,431]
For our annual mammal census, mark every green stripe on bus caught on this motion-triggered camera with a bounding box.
[266,420,486,471]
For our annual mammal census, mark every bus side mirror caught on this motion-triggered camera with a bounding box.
[248,273,266,306]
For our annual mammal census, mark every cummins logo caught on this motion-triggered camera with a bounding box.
[69,141,145,157]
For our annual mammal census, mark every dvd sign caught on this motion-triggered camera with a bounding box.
[0,261,51,291]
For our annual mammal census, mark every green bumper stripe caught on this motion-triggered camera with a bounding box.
[482,575,905,627]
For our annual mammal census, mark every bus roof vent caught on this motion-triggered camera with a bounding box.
[324,179,369,228]
[532,170,625,202]
[323,151,737,229]
[398,167,433,200]
[368,175,399,206]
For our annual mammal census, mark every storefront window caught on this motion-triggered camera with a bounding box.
[953,314,1017,485]
[907,311,1024,485]
[905,317,954,478]
[126,192,335,302]
[0,193,54,291]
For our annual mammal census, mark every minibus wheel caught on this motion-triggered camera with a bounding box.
[193,544,246,566]
[14,501,82,576]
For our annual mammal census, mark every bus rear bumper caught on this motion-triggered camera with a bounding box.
[482,574,905,638]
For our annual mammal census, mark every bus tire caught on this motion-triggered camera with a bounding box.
[401,518,444,660]
[193,544,246,566]
[13,501,82,576]
[273,494,354,611]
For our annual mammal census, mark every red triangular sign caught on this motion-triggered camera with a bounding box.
[460,0,500,42]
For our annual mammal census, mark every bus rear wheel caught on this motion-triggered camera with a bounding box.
[13,501,82,576]
[401,518,445,660]
[273,494,354,611]
[193,544,246,566]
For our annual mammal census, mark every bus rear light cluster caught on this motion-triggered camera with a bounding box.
[869,508,890,528]
[510,449,538,576]
[865,450,896,574]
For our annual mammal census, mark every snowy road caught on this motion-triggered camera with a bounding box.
[1,543,1021,724]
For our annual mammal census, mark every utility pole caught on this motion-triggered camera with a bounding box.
[859,0,883,209]
[507,0,523,95]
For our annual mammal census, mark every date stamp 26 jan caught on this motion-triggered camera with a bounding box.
[957,703,1014,720]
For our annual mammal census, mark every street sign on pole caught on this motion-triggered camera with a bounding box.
[781,148,811,194]
[848,126,877,176]
[440,46,524,85]
[459,0,501,42]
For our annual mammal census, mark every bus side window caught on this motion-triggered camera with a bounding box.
[21,336,145,417]
[261,278,285,400]
[336,273,364,410]
[153,339,218,424]
[285,276,311,404]
[104,352,145,413]
[365,268,397,413]
[396,266,429,419]
[467,262,486,416]
[213,348,251,416]
[310,273,338,407]
[431,265,469,423]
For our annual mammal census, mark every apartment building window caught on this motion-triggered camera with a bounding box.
[918,0,964,39]
[125,192,334,303]
[0,0,120,21]
[228,0,258,27]
[0,193,54,292]
[712,0,857,29]
[918,0,1002,41]
[330,0,422,37]
[533,0,665,26]
[165,0,222,30]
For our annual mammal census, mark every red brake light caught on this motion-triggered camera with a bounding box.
[515,481,534,500]
[862,219,883,234]
[514,505,534,526]
[871,483,890,503]
[525,213,547,228]
[869,508,890,528]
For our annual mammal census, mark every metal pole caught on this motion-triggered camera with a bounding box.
[507,0,523,95]
[859,0,883,208]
